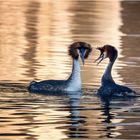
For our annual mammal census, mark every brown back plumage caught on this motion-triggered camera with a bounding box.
[68,42,92,59]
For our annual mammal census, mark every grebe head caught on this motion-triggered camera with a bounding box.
[95,45,118,64]
[69,42,92,64]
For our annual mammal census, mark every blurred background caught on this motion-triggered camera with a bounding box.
[0,0,140,140]
[0,0,140,90]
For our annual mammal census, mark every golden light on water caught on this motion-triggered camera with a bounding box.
[0,0,125,85]
[0,1,27,81]
[81,0,124,86]
[0,1,140,139]
[29,107,69,140]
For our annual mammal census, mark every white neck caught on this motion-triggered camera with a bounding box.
[66,59,81,91]
[101,60,115,85]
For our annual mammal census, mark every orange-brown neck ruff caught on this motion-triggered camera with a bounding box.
[68,42,92,59]
[28,42,92,93]
[99,45,118,62]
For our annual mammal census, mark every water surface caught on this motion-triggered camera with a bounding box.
[0,0,140,140]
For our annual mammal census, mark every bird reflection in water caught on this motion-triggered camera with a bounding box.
[38,91,89,139]
[99,96,136,139]
[66,91,88,139]
[99,97,115,138]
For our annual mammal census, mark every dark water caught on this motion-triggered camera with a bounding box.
[0,0,140,139]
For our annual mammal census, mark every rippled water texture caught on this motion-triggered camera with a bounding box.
[0,0,140,140]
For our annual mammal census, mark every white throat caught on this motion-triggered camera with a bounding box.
[66,59,81,91]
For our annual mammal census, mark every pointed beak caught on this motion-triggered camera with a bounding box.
[94,47,105,65]
[80,49,85,65]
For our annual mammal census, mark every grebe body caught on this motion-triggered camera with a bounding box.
[28,42,92,93]
[95,45,135,97]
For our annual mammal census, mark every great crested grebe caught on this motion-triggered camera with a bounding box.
[95,45,135,97]
[28,42,92,93]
